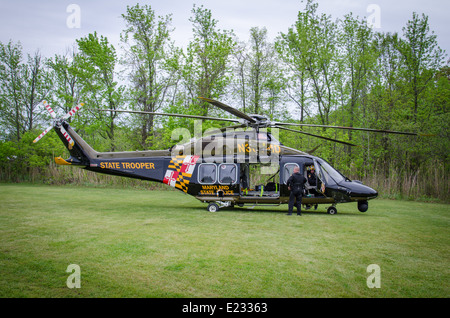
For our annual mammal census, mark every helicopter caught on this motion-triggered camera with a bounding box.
[33,97,427,214]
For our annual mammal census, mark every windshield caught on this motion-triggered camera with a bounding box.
[317,159,346,184]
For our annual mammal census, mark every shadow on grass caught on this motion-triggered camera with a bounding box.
[178,204,375,217]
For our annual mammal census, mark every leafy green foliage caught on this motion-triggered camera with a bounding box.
[181,5,236,114]
[0,130,67,182]
[120,4,177,149]
[75,32,125,151]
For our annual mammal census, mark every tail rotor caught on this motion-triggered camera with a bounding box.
[33,101,84,147]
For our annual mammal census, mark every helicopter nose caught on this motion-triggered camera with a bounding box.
[361,185,378,199]
[348,182,378,199]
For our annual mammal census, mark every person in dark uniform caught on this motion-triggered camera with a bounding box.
[286,166,307,216]
[306,165,318,210]
[307,165,316,186]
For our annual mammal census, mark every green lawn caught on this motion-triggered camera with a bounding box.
[0,183,448,298]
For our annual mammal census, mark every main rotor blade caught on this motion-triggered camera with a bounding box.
[275,122,424,136]
[217,123,248,132]
[197,124,250,137]
[198,97,256,123]
[276,125,358,147]
[98,109,240,123]
[306,145,321,154]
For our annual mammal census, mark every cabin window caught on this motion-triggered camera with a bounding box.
[218,163,237,184]
[198,163,217,184]
[283,163,299,184]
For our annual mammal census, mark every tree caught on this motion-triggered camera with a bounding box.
[232,41,249,113]
[22,51,52,133]
[338,13,378,158]
[276,33,311,123]
[182,5,236,116]
[279,0,341,127]
[277,0,343,163]
[0,41,51,142]
[247,27,283,115]
[397,12,446,123]
[233,27,285,116]
[120,4,177,148]
[47,48,82,116]
[75,32,124,151]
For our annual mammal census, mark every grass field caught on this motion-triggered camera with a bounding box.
[0,183,448,298]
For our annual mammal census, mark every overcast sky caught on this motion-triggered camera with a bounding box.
[1,0,449,60]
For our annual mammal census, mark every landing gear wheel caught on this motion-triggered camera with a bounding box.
[327,206,337,215]
[358,201,368,212]
[207,203,219,213]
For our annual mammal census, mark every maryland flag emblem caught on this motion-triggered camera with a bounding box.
[163,155,200,192]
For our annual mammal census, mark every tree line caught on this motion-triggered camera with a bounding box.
[0,1,448,201]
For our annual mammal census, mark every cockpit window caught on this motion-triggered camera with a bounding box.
[316,159,345,184]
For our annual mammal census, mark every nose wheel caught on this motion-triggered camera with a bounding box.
[358,200,368,212]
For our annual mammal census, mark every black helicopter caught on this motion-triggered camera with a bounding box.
[33,97,426,214]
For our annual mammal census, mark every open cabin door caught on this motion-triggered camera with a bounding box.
[313,159,327,195]
[239,163,280,198]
